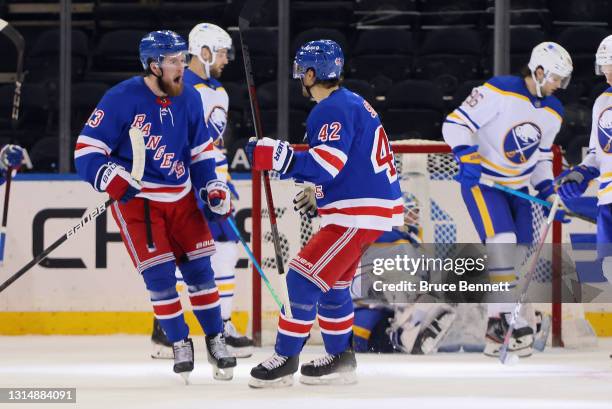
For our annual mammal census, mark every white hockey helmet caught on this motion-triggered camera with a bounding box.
[528,42,573,97]
[188,23,234,76]
[595,34,612,75]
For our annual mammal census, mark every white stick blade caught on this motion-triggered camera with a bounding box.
[128,127,146,181]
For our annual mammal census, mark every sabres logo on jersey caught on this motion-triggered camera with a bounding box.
[597,107,612,153]
[503,122,542,164]
[208,106,228,143]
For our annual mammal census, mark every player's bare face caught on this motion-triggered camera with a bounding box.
[210,49,229,78]
[158,53,187,97]
[300,71,316,97]
[602,65,612,85]
[542,74,565,96]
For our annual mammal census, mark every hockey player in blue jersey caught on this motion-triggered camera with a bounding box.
[149,22,254,359]
[74,30,236,382]
[556,35,612,282]
[246,40,403,388]
[442,42,573,358]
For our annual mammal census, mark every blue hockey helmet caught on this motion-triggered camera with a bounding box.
[139,30,188,70]
[293,39,344,81]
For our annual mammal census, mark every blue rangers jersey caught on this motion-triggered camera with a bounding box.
[74,76,217,202]
[184,68,238,241]
[443,76,564,189]
[285,87,403,231]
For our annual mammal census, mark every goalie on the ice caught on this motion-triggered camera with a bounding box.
[246,39,403,388]
[349,195,458,355]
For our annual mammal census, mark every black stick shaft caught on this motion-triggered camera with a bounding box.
[1,167,12,230]
[0,198,113,293]
[239,0,286,277]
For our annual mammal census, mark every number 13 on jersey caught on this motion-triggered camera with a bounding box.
[371,125,397,182]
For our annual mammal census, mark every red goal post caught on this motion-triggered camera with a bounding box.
[250,140,565,347]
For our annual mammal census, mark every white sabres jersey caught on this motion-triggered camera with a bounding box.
[582,87,612,205]
[443,76,564,189]
[184,69,230,182]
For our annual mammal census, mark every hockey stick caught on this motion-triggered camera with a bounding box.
[227,216,283,309]
[0,20,26,266]
[0,128,145,293]
[239,0,292,317]
[0,19,25,128]
[480,180,596,224]
[499,195,561,365]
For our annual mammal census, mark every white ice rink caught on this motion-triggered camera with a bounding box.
[1,336,611,409]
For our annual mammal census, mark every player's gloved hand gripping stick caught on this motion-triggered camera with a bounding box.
[0,128,145,293]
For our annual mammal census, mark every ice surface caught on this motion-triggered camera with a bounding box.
[0,336,611,409]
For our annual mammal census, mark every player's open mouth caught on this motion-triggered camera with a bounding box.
[174,76,182,84]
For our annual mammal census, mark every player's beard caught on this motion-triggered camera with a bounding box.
[210,65,223,79]
[157,74,183,97]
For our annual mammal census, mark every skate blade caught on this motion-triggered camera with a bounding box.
[248,375,294,389]
[299,370,357,386]
[213,366,233,381]
[151,344,173,360]
[227,345,253,358]
[179,372,191,385]
[484,343,533,358]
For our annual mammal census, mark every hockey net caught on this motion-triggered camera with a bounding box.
[250,140,596,348]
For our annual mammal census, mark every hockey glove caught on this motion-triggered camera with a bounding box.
[534,180,570,223]
[555,165,599,201]
[200,179,232,217]
[293,186,318,219]
[0,144,25,172]
[96,162,141,203]
[452,145,482,189]
[246,137,295,173]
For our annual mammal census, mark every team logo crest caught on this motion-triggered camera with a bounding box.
[503,122,542,164]
[209,106,228,140]
[597,107,612,153]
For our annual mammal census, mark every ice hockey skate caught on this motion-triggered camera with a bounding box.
[205,333,237,380]
[223,319,254,358]
[172,338,194,384]
[484,314,534,358]
[151,318,173,359]
[300,347,357,385]
[249,354,299,388]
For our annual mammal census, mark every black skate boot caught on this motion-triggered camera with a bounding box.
[300,347,357,385]
[151,318,173,359]
[484,314,533,358]
[172,338,194,384]
[205,333,237,380]
[223,319,254,358]
[249,353,299,388]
